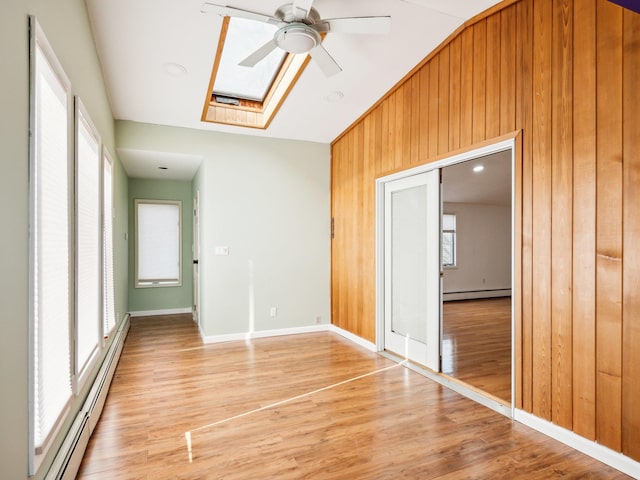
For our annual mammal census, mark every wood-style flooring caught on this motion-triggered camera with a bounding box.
[77,314,629,479]
[442,297,512,403]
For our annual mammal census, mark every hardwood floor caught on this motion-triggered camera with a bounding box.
[442,297,512,403]
[76,314,629,479]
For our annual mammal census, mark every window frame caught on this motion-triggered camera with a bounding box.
[102,148,117,339]
[442,213,457,269]
[201,16,312,129]
[135,199,183,288]
[74,97,103,392]
[28,16,74,474]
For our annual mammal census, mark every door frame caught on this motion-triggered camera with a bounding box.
[375,134,520,416]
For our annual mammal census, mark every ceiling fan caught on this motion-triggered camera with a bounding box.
[201,0,391,77]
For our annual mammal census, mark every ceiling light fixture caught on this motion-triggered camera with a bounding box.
[274,23,320,54]
[163,62,187,76]
[473,165,484,173]
[324,90,344,103]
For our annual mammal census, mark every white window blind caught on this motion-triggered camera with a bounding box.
[75,102,102,382]
[136,200,182,286]
[31,27,73,453]
[103,150,116,336]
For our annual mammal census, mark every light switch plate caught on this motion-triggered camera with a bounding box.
[214,246,229,256]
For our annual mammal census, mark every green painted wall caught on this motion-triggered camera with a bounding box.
[128,178,193,313]
[0,1,129,478]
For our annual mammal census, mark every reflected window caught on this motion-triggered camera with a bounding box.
[442,213,456,268]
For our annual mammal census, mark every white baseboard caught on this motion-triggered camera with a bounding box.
[328,325,377,352]
[129,307,192,317]
[201,324,331,344]
[443,289,511,301]
[514,409,640,479]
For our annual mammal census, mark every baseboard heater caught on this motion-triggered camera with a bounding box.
[45,314,131,480]
[443,288,511,301]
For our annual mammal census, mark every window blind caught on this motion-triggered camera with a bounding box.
[103,151,116,335]
[75,104,101,380]
[136,201,181,285]
[32,40,72,450]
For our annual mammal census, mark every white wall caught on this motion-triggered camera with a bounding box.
[442,202,511,298]
[0,1,127,478]
[117,121,331,337]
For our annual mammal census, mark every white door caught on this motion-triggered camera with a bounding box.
[384,170,441,370]
[192,191,200,326]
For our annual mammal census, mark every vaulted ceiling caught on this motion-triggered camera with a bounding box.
[86,0,501,147]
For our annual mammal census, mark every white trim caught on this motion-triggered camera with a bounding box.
[129,307,193,317]
[328,325,377,352]
[201,324,330,344]
[514,409,640,479]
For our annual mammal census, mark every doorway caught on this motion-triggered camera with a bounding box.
[376,139,516,411]
[440,152,513,404]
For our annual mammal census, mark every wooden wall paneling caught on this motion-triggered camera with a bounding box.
[438,45,450,155]
[394,87,406,169]
[485,13,501,139]
[388,90,402,170]
[515,0,534,411]
[571,0,597,441]
[550,0,574,430]
[500,5,517,135]
[380,98,392,174]
[531,0,553,421]
[448,36,462,151]
[428,57,440,159]
[353,124,365,337]
[472,20,487,144]
[402,79,414,167]
[418,65,430,162]
[460,28,474,148]
[622,8,640,462]
[344,131,355,334]
[331,140,343,329]
[595,0,623,452]
[363,115,376,342]
[410,74,421,166]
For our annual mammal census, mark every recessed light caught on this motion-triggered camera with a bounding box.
[324,90,344,103]
[473,165,484,173]
[163,62,187,76]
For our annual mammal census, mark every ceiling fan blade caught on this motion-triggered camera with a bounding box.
[292,0,315,19]
[200,2,280,25]
[239,39,278,67]
[316,16,391,35]
[309,44,342,77]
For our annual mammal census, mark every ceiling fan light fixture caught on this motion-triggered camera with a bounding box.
[274,23,320,54]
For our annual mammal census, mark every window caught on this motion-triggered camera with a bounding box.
[75,99,102,386]
[135,200,182,287]
[202,16,310,129]
[103,149,116,337]
[29,17,73,466]
[213,17,287,102]
[442,214,456,268]
[29,18,120,474]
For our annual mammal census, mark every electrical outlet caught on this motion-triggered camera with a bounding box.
[315,316,321,324]
[270,307,277,317]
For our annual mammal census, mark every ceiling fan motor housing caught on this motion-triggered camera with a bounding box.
[274,23,320,53]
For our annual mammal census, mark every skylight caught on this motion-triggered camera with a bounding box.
[213,18,286,102]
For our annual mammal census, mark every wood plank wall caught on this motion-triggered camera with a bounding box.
[330,0,640,461]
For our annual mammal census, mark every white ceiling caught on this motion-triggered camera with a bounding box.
[442,150,512,206]
[86,0,501,178]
